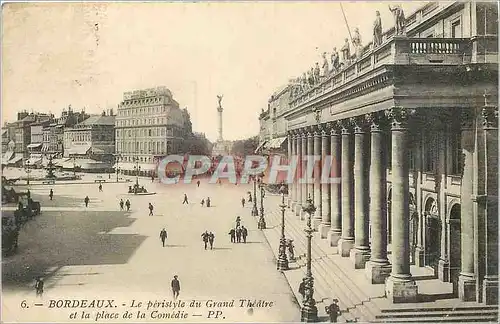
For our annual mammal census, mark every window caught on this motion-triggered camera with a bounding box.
[149,129,152,136]
[423,132,437,173]
[450,130,462,175]
[451,20,461,38]
[477,3,498,35]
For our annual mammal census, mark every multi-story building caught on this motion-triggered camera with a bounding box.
[26,121,51,168]
[115,86,190,176]
[259,1,498,316]
[63,110,115,172]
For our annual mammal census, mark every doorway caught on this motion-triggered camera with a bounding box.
[424,198,441,270]
[449,204,461,295]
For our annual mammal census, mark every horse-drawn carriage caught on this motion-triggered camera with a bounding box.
[2,212,20,256]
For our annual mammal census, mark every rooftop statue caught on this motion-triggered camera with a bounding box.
[308,69,315,86]
[341,38,350,63]
[321,52,329,77]
[352,27,364,58]
[331,47,340,72]
[389,4,406,36]
[217,94,223,108]
[373,10,383,47]
[314,62,321,83]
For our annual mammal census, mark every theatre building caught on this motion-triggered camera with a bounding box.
[263,1,498,310]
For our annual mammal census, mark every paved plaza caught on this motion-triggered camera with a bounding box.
[2,171,300,323]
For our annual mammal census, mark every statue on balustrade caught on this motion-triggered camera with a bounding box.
[331,47,340,72]
[302,72,309,90]
[321,52,329,78]
[373,10,383,47]
[341,38,350,63]
[389,4,406,36]
[308,68,315,86]
[314,62,321,83]
[352,27,364,59]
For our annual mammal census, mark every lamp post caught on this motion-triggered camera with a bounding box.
[277,185,289,271]
[25,161,31,185]
[258,181,266,230]
[251,176,259,216]
[133,158,141,189]
[115,154,121,182]
[301,195,318,322]
[72,156,76,177]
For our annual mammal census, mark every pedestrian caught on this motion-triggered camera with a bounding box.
[35,277,44,297]
[182,194,189,205]
[206,197,211,207]
[201,231,209,250]
[84,196,90,207]
[228,228,236,243]
[151,175,155,183]
[241,197,245,207]
[49,189,53,201]
[248,192,252,202]
[197,180,200,187]
[125,199,131,211]
[98,183,103,192]
[241,226,248,243]
[119,199,124,210]
[200,199,205,207]
[171,275,180,300]
[235,216,241,228]
[208,232,215,250]
[27,189,31,199]
[325,299,341,323]
[298,278,307,300]
[287,239,295,260]
[236,227,242,243]
[108,173,111,179]
[160,228,167,247]
[148,203,154,216]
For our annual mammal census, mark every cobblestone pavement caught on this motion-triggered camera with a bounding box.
[2,176,300,323]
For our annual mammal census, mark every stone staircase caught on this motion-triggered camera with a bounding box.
[259,201,498,323]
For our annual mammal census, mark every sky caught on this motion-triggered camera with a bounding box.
[2,1,429,142]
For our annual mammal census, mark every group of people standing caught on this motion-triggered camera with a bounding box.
[228,216,248,243]
[119,199,131,211]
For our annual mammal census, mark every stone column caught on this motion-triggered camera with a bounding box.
[365,112,391,283]
[287,132,293,208]
[328,122,342,247]
[319,125,331,238]
[458,108,476,301]
[350,116,371,268]
[313,127,322,230]
[295,131,303,216]
[338,120,355,257]
[384,107,418,303]
[291,132,297,209]
[307,131,315,203]
[300,131,309,220]
[480,104,498,305]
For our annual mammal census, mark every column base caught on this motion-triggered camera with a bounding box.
[287,198,291,208]
[438,258,450,282]
[458,273,477,302]
[365,261,391,284]
[312,218,322,231]
[300,210,307,221]
[328,230,342,247]
[318,223,331,239]
[350,248,371,269]
[337,238,354,257]
[482,276,499,305]
[294,203,302,217]
[414,246,425,267]
[385,276,418,303]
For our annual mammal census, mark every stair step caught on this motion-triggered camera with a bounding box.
[372,315,499,323]
[380,305,499,313]
[376,310,498,319]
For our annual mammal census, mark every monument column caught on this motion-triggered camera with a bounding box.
[365,112,391,283]
[458,108,477,301]
[319,125,332,239]
[350,116,371,269]
[313,127,322,230]
[384,107,418,303]
[328,121,342,247]
[337,119,355,257]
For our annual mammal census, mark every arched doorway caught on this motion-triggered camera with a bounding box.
[409,193,419,264]
[424,198,441,270]
[449,203,461,296]
[387,188,392,245]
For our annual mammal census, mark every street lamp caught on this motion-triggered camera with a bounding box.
[72,156,76,177]
[115,154,121,182]
[25,161,31,185]
[258,181,266,230]
[277,185,289,271]
[251,176,259,216]
[301,195,318,322]
[133,158,141,189]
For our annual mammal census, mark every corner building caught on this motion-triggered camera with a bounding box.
[274,2,497,305]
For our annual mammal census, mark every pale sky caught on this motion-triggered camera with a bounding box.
[2,1,428,141]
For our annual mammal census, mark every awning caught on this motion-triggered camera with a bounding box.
[26,157,42,165]
[3,151,14,163]
[255,141,268,153]
[27,143,42,149]
[139,164,157,171]
[266,137,287,149]
[8,155,23,164]
[67,145,91,155]
[116,163,136,171]
[52,158,70,166]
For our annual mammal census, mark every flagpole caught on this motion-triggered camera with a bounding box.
[339,3,354,45]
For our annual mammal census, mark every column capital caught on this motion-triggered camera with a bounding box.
[339,119,353,135]
[329,121,342,135]
[366,111,388,132]
[461,108,475,130]
[313,125,322,137]
[482,105,498,129]
[350,116,369,134]
[319,124,329,137]
[385,107,415,130]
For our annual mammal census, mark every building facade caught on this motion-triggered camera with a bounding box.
[261,1,498,307]
[63,111,116,172]
[115,86,190,175]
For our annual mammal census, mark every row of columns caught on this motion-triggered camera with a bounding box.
[288,107,418,303]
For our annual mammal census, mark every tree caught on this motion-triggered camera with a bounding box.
[231,136,259,156]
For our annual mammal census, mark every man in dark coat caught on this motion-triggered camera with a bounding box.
[228,228,236,243]
[241,226,248,243]
[208,232,215,250]
[35,277,44,297]
[326,299,341,323]
[119,199,124,210]
[160,228,167,247]
[49,189,54,200]
[171,275,180,300]
[84,196,90,207]
[241,198,245,207]
[235,227,242,243]
[98,183,103,192]
[298,278,306,301]
[201,231,209,250]
[148,203,154,216]
[182,194,189,204]
[125,199,131,211]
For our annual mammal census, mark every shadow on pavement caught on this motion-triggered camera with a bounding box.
[2,210,146,291]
